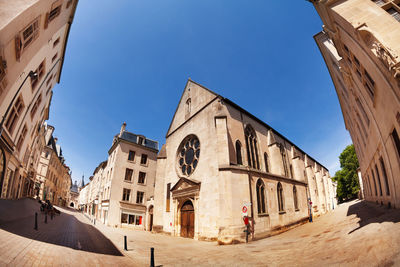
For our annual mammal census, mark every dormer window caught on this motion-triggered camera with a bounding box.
[138,136,144,145]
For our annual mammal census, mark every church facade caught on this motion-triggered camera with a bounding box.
[153,80,335,243]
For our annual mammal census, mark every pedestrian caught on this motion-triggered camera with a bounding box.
[308,198,313,223]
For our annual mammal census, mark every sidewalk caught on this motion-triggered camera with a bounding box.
[0,198,132,266]
[1,198,400,266]
[80,199,400,267]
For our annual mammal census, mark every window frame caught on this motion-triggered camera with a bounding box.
[277,182,285,213]
[236,140,243,165]
[293,186,299,211]
[124,168,133,182]
[140,154,148,166]
[128,150,136,162]
[264,152,269,173]
[5,94,25,135]
[15,16,40,60]
[256,179,267,215]
[122,188,131,201]
[136,191,145,204]
[138,171,146,184]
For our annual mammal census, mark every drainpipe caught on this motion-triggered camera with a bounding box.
[247,172,254,240]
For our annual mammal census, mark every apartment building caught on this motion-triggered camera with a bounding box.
[80,123,158,230]
[35,123,71,206]
[312,0,400,208]
[0,0,78,199]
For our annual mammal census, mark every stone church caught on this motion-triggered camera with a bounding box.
[153,79,335,243]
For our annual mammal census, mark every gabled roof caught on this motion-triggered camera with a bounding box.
[168,79,329,171]
[165,78,218,137]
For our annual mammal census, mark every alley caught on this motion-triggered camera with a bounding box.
[0,198,399,266]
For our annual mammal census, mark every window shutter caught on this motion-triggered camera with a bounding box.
[15,35,21,61]
[44,12,49,29]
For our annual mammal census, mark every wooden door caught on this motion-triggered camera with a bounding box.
[181,201,194,238]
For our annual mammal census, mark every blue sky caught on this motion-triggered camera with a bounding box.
[49,0,352,185]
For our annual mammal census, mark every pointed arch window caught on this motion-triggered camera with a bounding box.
[235,140,243,165]
[293,186,299,211]
[277,182,284,212]
[185,98,191,118]
[244,125,260,169]
[256,179,266,214]
[280,144,289,177]
[264,152,269,172]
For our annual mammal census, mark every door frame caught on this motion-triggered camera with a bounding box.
[179,199,195,238]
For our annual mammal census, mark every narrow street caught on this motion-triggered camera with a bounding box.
[0,198,399,266]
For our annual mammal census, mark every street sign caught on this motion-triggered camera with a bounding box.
[242,206,247,213]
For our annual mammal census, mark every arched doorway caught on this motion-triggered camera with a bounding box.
[148,205,153,231]
[70,202,74,208]
[180,200,194,238]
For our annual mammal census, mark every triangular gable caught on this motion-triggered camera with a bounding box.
[166,79,219,137]
[171,177,201,192]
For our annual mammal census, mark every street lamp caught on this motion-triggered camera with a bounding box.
[0,70,37,137]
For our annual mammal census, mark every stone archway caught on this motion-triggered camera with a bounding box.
[70,202,74,208]
[180,200,194,238]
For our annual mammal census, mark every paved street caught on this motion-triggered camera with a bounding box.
[0,198,399,266]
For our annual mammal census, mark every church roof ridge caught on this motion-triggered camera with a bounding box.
[176,79,329,171]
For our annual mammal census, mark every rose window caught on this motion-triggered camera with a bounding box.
[177,135,200,176]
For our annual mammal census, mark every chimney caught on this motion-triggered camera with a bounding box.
[120,122,126,137]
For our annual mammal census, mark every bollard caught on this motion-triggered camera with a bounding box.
[34,212,38,230]
[94,219,96,225]
[124,235,128,251]
[150,247,155,267]
[45,212,48,224]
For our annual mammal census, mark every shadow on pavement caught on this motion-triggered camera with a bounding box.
[0,199,123,256]
[347,200,400,234]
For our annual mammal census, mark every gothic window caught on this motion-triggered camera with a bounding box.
[244,125,260,169]
[177,135,200,176]
[371,169,378,196]
[379,157,390,196]
[375,164,383,196]
[186,98,191,118]
[277,182,284,212]
[280,144,289,177]
[235,141,243,165]
[264,153,269,172]
[391,128,400,162]
[290,164,294,178]
[293,186,299,211]
[256,179,266,214]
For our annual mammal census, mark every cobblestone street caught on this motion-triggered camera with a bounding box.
[0,198,399,266]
